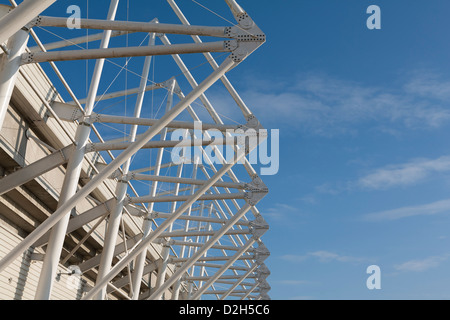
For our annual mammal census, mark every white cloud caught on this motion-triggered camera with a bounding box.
[315,155,450,195]
[281,251,368,264]
[315,181,349,195]
[362,198,450,221]
[275,280,310,286]
[308,251,367,263]
[264,203,301,220]
[403,72,450,101]
[357,156,450,190]
[226,72,450,135]
[394,254,449,272]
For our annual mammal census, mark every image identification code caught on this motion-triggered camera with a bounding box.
[179,304,270,317]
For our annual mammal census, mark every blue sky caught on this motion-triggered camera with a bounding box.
[9,0,450,299]
[243,0,450,300]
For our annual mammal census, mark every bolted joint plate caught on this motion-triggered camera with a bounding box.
[50,102,84,122]
[256,263,271,281]
[236,13,255,30]
[258,280,271,294]
[244,174,268,205]
[244,190,267,206]
[159,78,182,95]
[21,52,34,64]
[249,215,269,239]
[28,16,43,28]
[259,279,271,291]
[147,211,160,220]
[156,238,174,247]
[84,143,96,153]
[244,175,269,206]
[245,114,264,131]
[225,15,266,63]
[125,204,147,217]
[255,243,270,264]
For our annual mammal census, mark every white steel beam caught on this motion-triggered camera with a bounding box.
[186,274,256,281]
[205,289,258,295]
[170,253,254,263]
[193,263,250,271]
[0,0,270,300]
[84,57,239,300]
[23,41,234,64]
[171,240,250,251]
[87,137,241,152]
[191,238,256,300]
[0,53,237,276]
[50,103,238,131]
[90,114,238,132]
[82,137,250,300]
[29,18,158,52]
[0,145,74,196]
[146,202,254,300]
[29,30,131,52]
[0,1,55,45]
[35,16,230,38]
[170,161,199,300]
[220,263,259,300]
[167,0,252,118]
[34,0,120,300]
[70,83,160,105]
[127,174,246,190]
[154,243,171,292]
[129,192,247,204]
[0,28,28,131]
[94,32,156,301]
[158,229,250,239]
[224,0,246,18]
[78,233,143,273]
[149,213,250,226]
[130,80,177,299]
[33,199,115,247]
[107,262,157,294]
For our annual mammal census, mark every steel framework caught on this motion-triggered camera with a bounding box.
[0,0,271,300]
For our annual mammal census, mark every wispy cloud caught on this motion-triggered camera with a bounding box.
[362,198,450,221]
[357,156,450,190]
[394,254,450,272]
[403,71,450,101]
[275,280,311,286]
[315,155,450,195]
[309,251,368,263]
[220,72,450,135]
[281,251,369,264]
[264,203,302,221]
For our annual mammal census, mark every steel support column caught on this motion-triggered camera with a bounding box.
[34,0,120,300]
[0,28,28,131]
[94,32,156,300]
[0,0,55,44]
[130,79,176,299]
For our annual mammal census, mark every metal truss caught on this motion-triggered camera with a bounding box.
[0,0,271,300]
